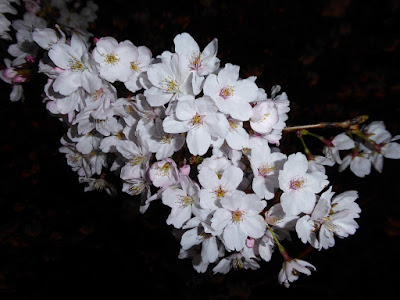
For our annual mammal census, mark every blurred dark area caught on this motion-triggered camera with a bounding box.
[1,0,400,299]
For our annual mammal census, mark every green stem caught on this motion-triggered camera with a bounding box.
[297,131,314,160]
[352,131,381,152]
[266,224,290,261]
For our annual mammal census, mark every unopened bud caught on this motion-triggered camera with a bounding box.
[12,75,27,83]
[25,55,36,63]
[2,67,17,79]
[179,164,190,176]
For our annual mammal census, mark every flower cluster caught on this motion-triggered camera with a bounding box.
[0,0,98,101]
[1,0,399,288]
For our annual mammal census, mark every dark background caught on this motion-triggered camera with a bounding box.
[1,0,400,299]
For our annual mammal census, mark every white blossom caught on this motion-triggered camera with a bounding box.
[163,95,229,156]
[278,152,329,216]
[278,259,316,288]
[48,33,102,95]
[203,63,258,121]
[211,191,266,251]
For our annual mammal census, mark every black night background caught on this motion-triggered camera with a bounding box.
[0,0,399,299]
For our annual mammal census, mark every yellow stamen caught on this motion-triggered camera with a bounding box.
[156,162,171,176]
[131,60,142,72]
[159,134,172,144]
[189,52,201,71]
[232,210,246,224]
[229,119,239,131]
[258,163,275,176]
[219,85,234,99]
[177,195,194,207]
[213,185,226,198]
[162,76,180,94]
[128,154,143,166]
[69,56,86,72]
[189,113,204,128]
[289,176,306,190]
[104,52,120,65]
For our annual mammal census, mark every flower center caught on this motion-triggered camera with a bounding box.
[177,195,194,207]
[219,85,234,99]
[131,60,142,72]
[89,150,98,158]
[128,154,143,166]
[189,52,201,71]
[159,134,172,144]
[69,56,86,72]
[104,52,120,65]
[128,182,145,195]
[157,162,171,176]
[233,258,244,270]
[68,153,81,163]
[213,185,226,198]
[199,231,212,241]
[95,118,109,127]
[228,118,240,131]
[116,130,125,140]
[93,180,106,191]
[125,104,135,116]
[162,76,180,94]
[289,176,306,190]
[90,88,104,102]
[189,113,204,128]
[258,163,274,177]
[232,210,246,224]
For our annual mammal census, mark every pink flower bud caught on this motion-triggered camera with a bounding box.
[179,164,191,176]
[93,37,99,44]
[2,68,17,79]
[25,55,36,63]
[12,75,27,83]
[246,237,255,248]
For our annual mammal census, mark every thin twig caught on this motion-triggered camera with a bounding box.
[283,115,369,132]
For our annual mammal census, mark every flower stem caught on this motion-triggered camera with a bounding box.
[297,130,314,160]
[266,224,291,261]
[352,130,381,152]
[283,115,369,132]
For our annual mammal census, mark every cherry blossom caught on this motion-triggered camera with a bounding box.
[224,117,250,150]
[48,33,102,95]
[278,259,316,288]
[148,158,179,188]
[144,52,192,106]
[124,45,152,93]
[197,163,244,210]
[162,95,229,156]
[323,132,355,164]
[144,119,185,160]
[173,32,220,94]
[116,139,150,181]
[338,150,372,178]
[213,253,260,274]
[92,37,144,83]
[211,191,266,251]
[203,63,258,121]
[0,0,18,40]
[296,187,360,250]
[180,216,221,264]
[278,152,329,216]
[362,121,400,172]
[250,145,287,200]
[4,2,400,284]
